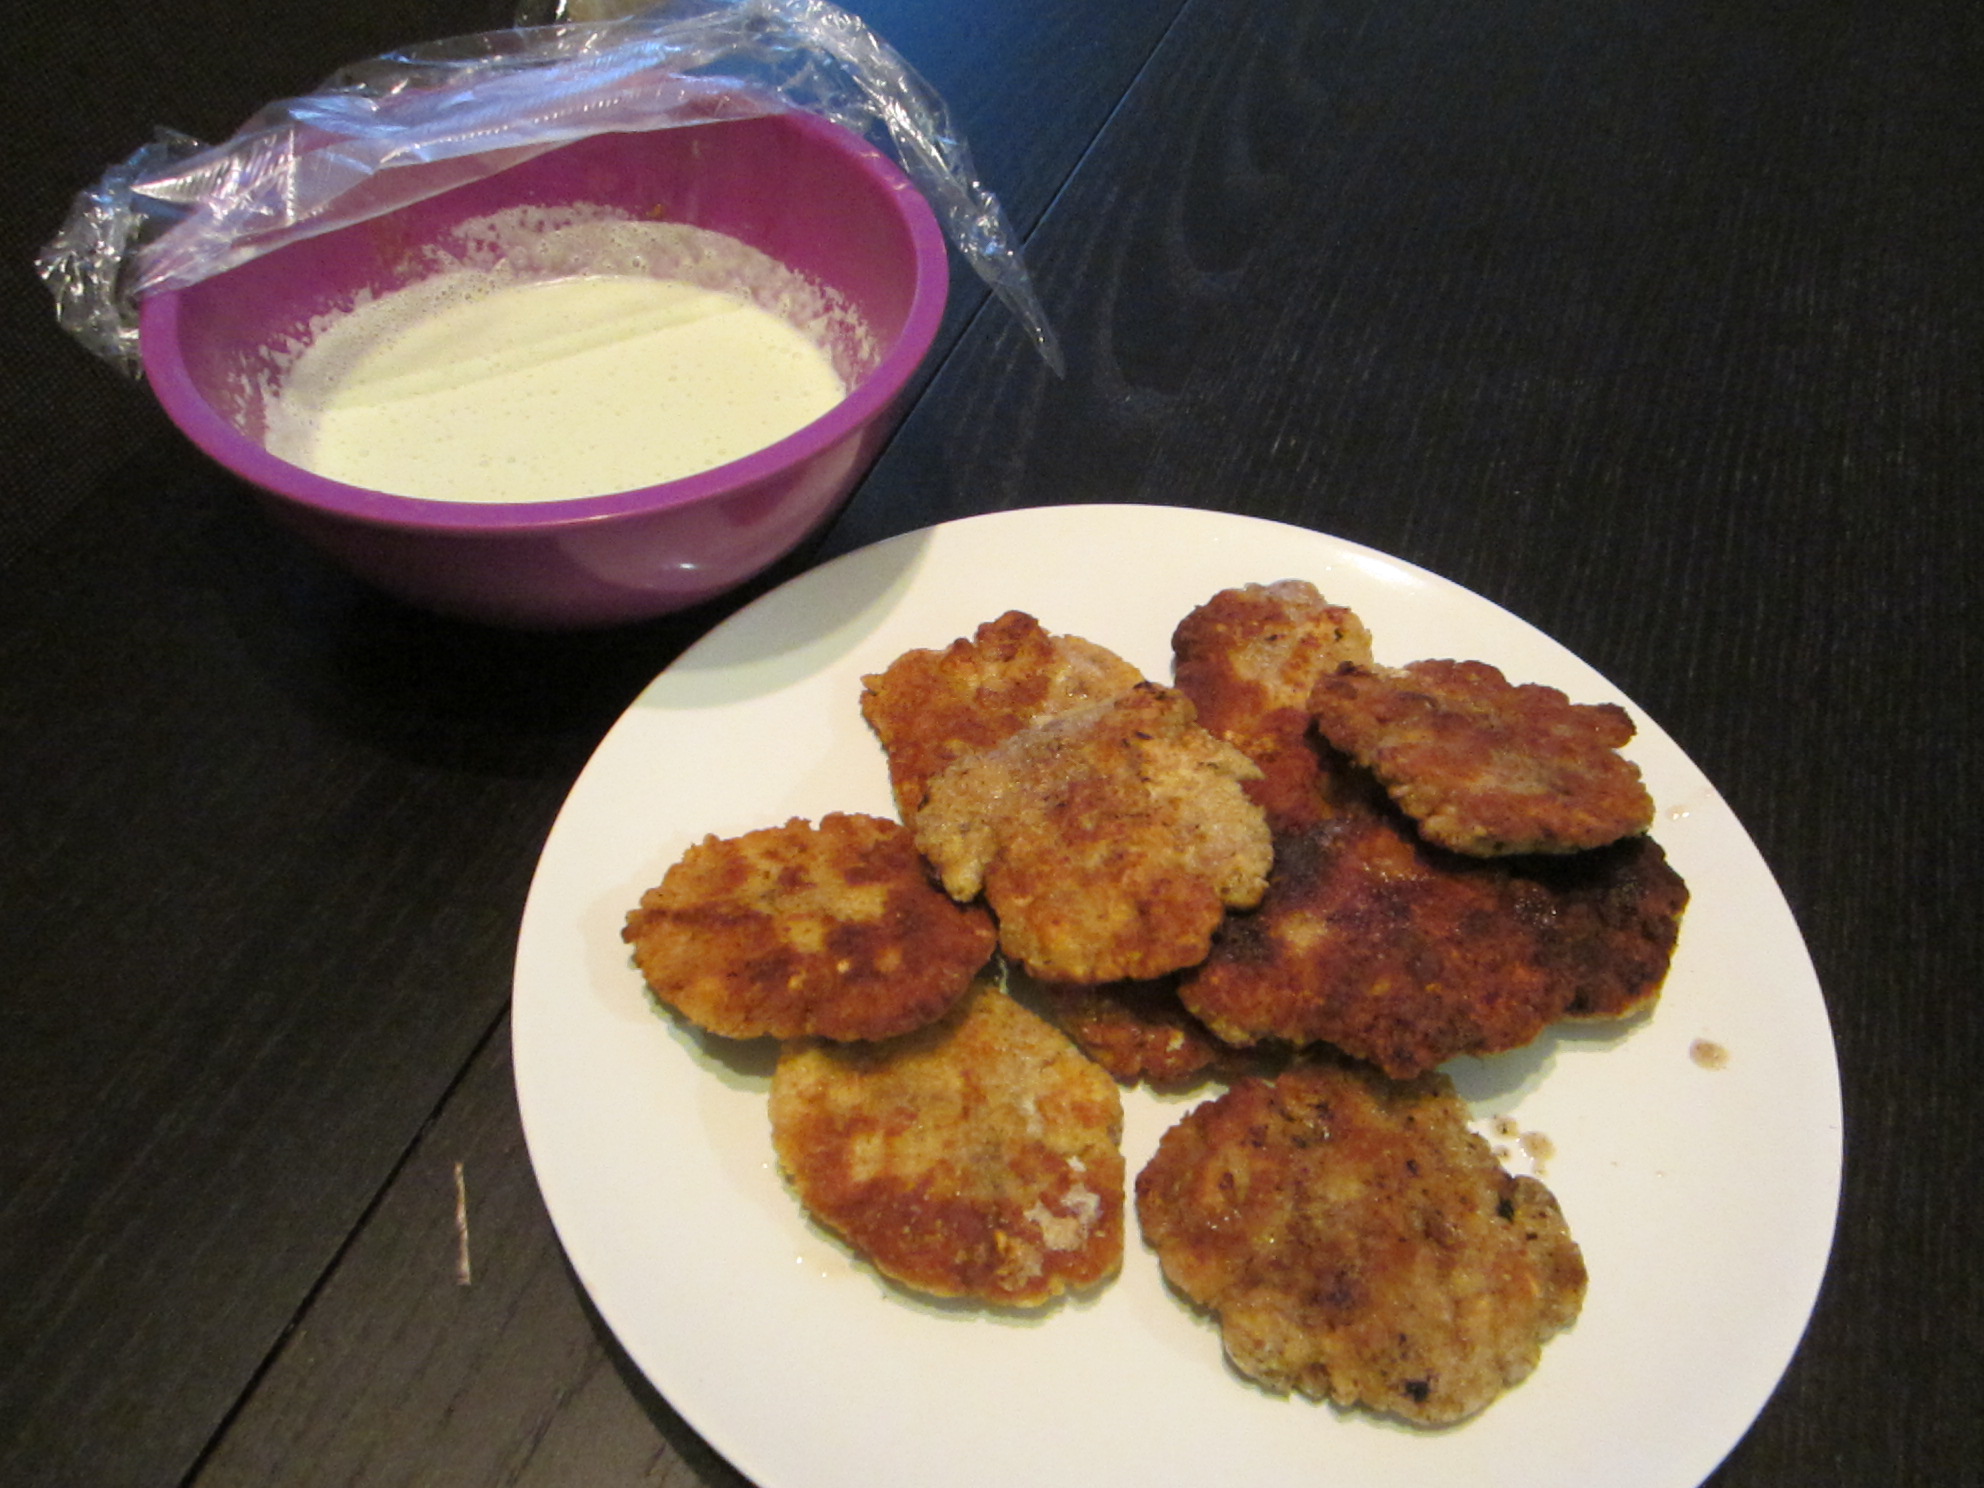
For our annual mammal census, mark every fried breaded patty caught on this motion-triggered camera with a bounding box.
[1524,834,1691,1019]
[914,683,1274,984]
[770,976,1125,1306]
[622,813,996,1041]
[859,610,1145,826]
[1309,659,1654,855]
[1181,817,1569,1077]
[1033,974,1253,1088]
[1171,581,1374,832]
[1135,1060,1587,1425]
[1178,814,1685,1078]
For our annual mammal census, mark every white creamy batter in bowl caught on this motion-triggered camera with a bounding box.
[139,113,949,628]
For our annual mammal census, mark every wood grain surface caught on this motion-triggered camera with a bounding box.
[4,0,1980,1484]
[1,2,1181,1484]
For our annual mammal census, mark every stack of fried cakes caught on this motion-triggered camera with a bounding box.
[620,585,1687,1426]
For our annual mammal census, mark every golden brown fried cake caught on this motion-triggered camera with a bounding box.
[1034,974,1253,1088]
[860,610,1145,826]
[1135,1060,1587,1425]
[1178,813,1686,1078]
[770,976,1125,1307]
[1171,581,1375,832]
[914,683,1274,984]
[1309,658,1654,855]
[622,813,995,1041]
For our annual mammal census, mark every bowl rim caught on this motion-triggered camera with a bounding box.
[137,109,950,535]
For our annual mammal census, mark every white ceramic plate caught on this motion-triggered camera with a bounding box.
[513,505,1840,1488]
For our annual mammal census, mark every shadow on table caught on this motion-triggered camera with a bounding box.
[174,457,878,778]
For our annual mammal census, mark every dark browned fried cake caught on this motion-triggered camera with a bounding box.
[914,683,1273,984]
[1032,974,1255,1088]
[622,813,996,1041]
[859,610,1145,827]
[1172,580,1375,833]
[1519,833,1691,1020]
[1309,658,1654,856]
[1178,812,1686,1078]
[1135,1060,1587,1425]
[771,975,1125,1307]
[1181,816,1564,1077]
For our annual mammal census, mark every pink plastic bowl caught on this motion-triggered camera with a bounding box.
[139,112,948,628]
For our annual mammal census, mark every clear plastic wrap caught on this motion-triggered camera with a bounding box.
[36,0,1059,375]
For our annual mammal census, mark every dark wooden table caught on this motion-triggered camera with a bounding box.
[5,0,1979,1483]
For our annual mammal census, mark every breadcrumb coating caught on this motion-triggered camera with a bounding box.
[1171,581,1375,832]
[771,976,1125,1306]
[914,684,1273,984]
[860,610,1145,827]
[623,813,995,1041]
[1310,659,1654,855]
[1135,1059,1586,1425]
